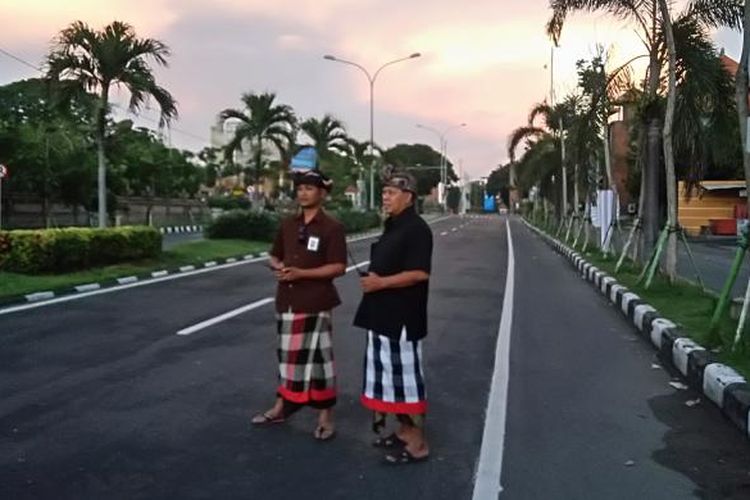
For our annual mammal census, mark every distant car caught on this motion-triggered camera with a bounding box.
[499,208,508,215]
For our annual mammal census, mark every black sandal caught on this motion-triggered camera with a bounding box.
[384,449,430,465]
[251,412,285,426]
[372,433,407,449]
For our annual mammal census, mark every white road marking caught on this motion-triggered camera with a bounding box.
[176,297,276,336]
[175,261,371,336]
[346,261,371,273]
[472,219,515,499]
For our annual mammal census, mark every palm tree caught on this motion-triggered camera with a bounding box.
[508,100,574,214]
[220,92,296,203]
[547,0,743,257]
[46,21,177,228]
[300,115,351,157]
[660,0,679,282]
[738,4,750,217]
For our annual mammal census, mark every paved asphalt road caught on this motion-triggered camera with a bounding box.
[1,216,749,499]
[679,238,750,297]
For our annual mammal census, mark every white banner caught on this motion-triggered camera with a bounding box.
[597,190,614,248]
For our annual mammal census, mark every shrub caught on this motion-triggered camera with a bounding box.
[331,210,381,234]
[0,226,161,274]
[206,210,281,241]
[207,196,251,210]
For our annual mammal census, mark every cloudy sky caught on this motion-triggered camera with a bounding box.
[0,0,743,178]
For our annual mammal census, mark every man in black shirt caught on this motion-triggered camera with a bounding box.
[354,169,433,464]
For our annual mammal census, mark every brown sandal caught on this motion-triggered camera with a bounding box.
[314,425,336,441]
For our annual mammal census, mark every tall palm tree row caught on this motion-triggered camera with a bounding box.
[46,21,178,228]
[547,0,743,264]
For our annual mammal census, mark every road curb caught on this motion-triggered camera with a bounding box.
[522,219,750,440]
[159,225,204,235]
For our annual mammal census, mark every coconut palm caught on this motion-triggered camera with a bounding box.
[220,92,296,200]
[738,4,750,217]
[300,115,351,157]
[46,21,177,228]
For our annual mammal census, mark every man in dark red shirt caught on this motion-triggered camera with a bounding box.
[251,169,346,441]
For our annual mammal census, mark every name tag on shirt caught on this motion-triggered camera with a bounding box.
[307,236,320,252]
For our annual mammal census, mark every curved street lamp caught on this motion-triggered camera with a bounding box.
[324,52,421,210]
[416,122,467,206]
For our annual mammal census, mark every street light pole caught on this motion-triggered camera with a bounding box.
[416,122,466,207]
[324,53,421,210]
[549,44,568,216]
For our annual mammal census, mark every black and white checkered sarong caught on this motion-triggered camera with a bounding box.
[361,329,426,415]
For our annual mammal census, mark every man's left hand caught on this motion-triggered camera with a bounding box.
[279,267,306,282]
[361,272,386,293]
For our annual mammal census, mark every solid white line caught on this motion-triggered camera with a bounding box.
[176,297,276,336]
[176,260,371,336]
[346,261,370,273]
[472,219,515,499]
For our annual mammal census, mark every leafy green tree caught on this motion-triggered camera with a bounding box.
[0,78,97,226]
[383,143,457,196]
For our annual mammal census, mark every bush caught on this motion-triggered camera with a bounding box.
[331,210,381,234]
[206,209,380,241]
[206,210,281,241]
[0,226,162,274]
[207,196,251,210]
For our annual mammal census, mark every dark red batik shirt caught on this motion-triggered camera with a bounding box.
[270,210,347,314]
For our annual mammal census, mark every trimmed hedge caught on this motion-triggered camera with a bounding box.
[206,210,281,241]
[206,209,381,241]
[207,196,252,210]
[333,210,381,234]
[0,226,162,274]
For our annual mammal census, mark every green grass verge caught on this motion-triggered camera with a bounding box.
[0,239,269,300]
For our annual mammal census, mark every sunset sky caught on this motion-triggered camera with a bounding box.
[0,0,743,178]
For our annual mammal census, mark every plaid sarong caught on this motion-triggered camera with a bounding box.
[361,328,427,415]
[276,311,336,408]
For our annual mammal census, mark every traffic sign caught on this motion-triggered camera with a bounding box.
[0,164,7,178]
